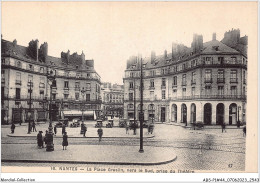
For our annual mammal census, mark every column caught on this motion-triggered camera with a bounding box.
[224,102,230,125]
[186,103,191,125]
[196,102,203,123]
[212,103,216,125]
[177,103,182,123]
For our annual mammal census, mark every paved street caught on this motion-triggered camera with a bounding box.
[1,121,246,171]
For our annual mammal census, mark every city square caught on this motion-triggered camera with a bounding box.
[1,2,258,181]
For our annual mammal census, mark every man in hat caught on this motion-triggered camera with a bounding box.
[37,131,44,148]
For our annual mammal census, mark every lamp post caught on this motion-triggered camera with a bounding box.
[81,87,87,122]
[46,70,56,152]
[139,58,144,153]
[27,80,33,134]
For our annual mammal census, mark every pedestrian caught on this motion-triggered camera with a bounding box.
[62,123,66,135]
[54,125,57,136]
[83,125,87,137]
[37,131,44,148]
[237,121,241,128]
[32,121,37,132]
[133,122,137,135]
[221,122,226,133]
[44,130,48,148]
[97,127,103,142]
[62,132,68,150]
[10,123,15,134]
[125,123,129,134]
[243,126,246,136]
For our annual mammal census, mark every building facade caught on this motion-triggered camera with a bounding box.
[101,82,124,117]
[123,29,247,126]
[1,38,101,124]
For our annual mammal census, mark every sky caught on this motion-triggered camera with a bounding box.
[1,2,256,85]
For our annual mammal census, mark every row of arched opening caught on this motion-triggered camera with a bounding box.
[171,103,239,125]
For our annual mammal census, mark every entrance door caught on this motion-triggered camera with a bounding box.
[204,103,212,125]
[161,107,165,122]
[229,103,237,125]
[216,103,224,125]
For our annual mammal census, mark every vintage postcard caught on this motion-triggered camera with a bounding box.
[1,1,258,182]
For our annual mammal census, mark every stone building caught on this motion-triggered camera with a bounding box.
[1,37,101,124]
[101,82,124,117]
[123,29,247,126]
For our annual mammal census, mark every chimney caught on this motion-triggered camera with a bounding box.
[67,50,70,63]
[36,39,39,61]
[13,39,17,46]
[81,50,85,64]
[212,33,216,41]
[151,51,156,64]
[192,34,203,53]
[164,50,167,58]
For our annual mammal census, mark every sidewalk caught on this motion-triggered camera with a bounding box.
[6,123,155,139]
[2,144,177,166]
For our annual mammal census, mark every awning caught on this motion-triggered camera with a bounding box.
[63,110,94,116]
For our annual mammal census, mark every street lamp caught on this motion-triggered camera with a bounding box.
[27,80,33,134]
[139,58,144,153]
[81,87,87,122]
[46,69,56,152]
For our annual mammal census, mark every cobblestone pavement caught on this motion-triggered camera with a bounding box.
[1,122,245,171]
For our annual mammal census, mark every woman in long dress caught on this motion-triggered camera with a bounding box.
[62,132,68,150]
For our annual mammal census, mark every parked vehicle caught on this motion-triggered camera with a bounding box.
[106,122,113,128]
[95,120,103,128]
[55,118,69,128]
[119,119,127,128]
[70,118,81,128]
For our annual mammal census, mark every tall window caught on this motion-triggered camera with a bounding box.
[150,79,154,88]
[130,72,134,78]
[75,82,80,90]
[230,70,237,83]
[182,74,186,85]
[1,70,5,79]
[162,90,166,99]
[217,70,224,83]
[205,85,211,96]
[86,83,91,90]
[218,86,224,96]
[205,70,212,82]
[243,70,246,84]
[40,67,44,73]
[16,61,21,68]
[64,81,69,88]
[129,82,134,89]
[192,87,195,96]
[16,88,21,99]
[231,86,237,96]
[191,59,197,67]
[192,72,196,84]
[162,78,166,86]
[150,91,154,100]
[230,57,237,64]
[173,76,177,86]
[28,75,33,83]
[218,57,224,64]
[129,93,133,101]
[29,64,34,71]
[205,57,212,64]
[86,94,90,101]
[64,94,69,99]
[182,88,186,97]
[40,90,44,99]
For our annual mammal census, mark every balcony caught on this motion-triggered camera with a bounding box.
[15,80,22,85]
[149,86,155,90]
[39,83,45,88]
[204,78,213,84]
[27,82,33,87]
[181,81,187,86]
[161,85,166,89]
[171,94,246,100]
[191,80,196,85]
[172,84,177,88]
[217,78,225,84]
[230,78,238,83]
[63,87,69,90]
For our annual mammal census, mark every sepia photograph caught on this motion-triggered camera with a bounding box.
[1,1,258,182]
